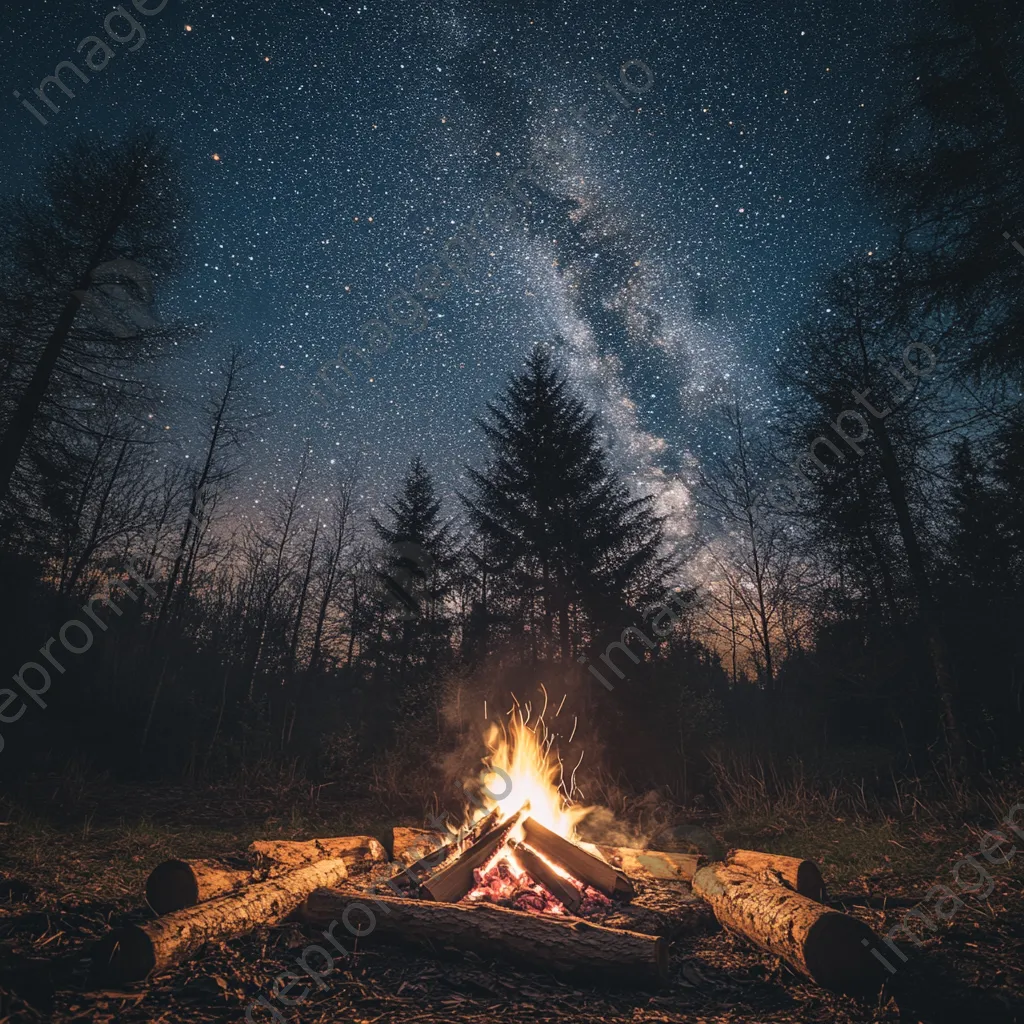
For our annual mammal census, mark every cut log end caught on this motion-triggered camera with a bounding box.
[93,924,157,985]
[145,860,198,916]
[804,909,886,993]
[726,849,828,902]
[693,864,883,994]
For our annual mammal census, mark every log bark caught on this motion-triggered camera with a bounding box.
[522,818,635,898]
[583,843,700,883]
[392,826,447,866]
[95,858,350,984]
[597,882,714,938]
[145,859,252,916]
[248,836,387,874]
[726,849,828,902]
[302,886,667,986]
[145,837,386,916]
[692,864,883,993]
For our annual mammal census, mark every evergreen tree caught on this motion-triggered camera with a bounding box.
[463,344,668,662]
[369,457,454,719]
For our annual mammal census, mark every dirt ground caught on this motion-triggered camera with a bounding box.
[1,778,1023,1024]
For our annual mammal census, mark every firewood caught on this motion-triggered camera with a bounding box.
[94,858,350,984]
[392,826,447,866]
[522,818,635,898]
[692,863,883,993]
[303,886,668,986]
[144,836,386,916]
[726,849,828,902]
[583,843,700,883]
[387,806,505,896]
[145,859,252,916]
[508,839,583,913]
[420,808,526,902]
[597,882,715,938]
[248,836,387,873]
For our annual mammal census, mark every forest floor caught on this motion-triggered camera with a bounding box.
[1,773,1023,1024]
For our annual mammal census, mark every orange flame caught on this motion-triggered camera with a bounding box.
[470,698,591,843]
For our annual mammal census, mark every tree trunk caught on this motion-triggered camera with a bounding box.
[95,858,351,984]
[726,849,828,902]
[302,887,668,986]
[873,419,963,759]
[692,864,883,993]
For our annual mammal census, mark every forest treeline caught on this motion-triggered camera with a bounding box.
[0,0,1021,808]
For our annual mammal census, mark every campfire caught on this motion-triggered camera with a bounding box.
[387,707,636,918]
[92,703,889,997]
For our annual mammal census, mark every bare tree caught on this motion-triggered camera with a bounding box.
[697,404,807,694]
[0,134,190,507]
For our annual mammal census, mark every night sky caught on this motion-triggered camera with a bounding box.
[2,0,901,537]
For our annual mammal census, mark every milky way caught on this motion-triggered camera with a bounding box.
[2,0,900,536]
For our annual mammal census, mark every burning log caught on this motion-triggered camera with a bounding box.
[144,836,387,915]
[303,886,668,986]
[692,864,883,993]
[521,818,635,898]
[392,826,447,866]
[508,839,583,913]
[584,843,700,884]
[726,849,828,902]
[420,808,527,903]
[388,807,503,895]
[95,858,350,984]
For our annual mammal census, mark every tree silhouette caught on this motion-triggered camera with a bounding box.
[0,133,189,508]
[463,344,668,662]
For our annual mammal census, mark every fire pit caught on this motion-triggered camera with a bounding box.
[95,707,885,996]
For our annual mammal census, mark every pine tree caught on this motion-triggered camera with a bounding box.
[369,457,454,718]
[463,344,668,662]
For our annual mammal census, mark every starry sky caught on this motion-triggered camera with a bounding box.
[2,0,904,536]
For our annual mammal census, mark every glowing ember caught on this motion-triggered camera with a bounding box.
[466,853,612,917]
